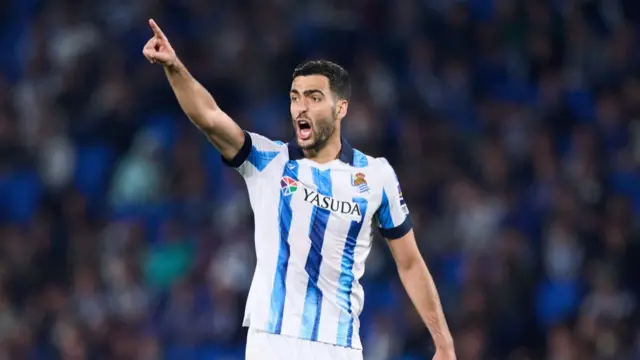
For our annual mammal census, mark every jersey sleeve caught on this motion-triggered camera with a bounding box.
[221,131,285,178]
[374,158,413,240]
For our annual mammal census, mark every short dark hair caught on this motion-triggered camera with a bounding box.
[292,60,351,101]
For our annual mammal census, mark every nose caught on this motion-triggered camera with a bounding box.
[292,100,307,115]
[296,109,309,120]
[300,98,311,111]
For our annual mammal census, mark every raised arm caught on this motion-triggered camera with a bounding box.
[142,19,244,161]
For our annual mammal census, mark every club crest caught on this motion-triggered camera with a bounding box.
[351,172,370,193]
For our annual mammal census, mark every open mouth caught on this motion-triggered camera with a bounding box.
[297,119,312,140]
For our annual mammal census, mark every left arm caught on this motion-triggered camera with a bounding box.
[387,230,454,352]
[374,158,454,357]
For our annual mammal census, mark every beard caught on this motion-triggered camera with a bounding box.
[297,109,337,154]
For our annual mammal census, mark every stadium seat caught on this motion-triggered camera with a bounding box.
[0,27,20,81]
[565,89,595,123]
[197,345,245,360]
[491,80,534,105]
[30,344,57,360]
[202,142,225,198]
[144,203,178,244]
[110,202,176,244]
[610,170,640,214]
[438,254,464,289]
[164,345,197,360]
[0,170,42,224]
[144,114,178,155]
[468,0,495,21]
[73,144,114,206]
[362,280,399,312]
[535,279,582,329]
[0,0,40,81]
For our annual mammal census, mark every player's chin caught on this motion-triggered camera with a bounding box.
[297,137,316,149]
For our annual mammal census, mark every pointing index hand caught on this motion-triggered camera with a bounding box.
[148,19,166,40]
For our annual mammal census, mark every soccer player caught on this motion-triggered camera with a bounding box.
[143,19,456,360]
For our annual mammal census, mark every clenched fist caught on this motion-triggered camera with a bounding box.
[142,19,177,67]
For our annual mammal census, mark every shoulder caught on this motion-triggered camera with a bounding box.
[350,148,390,170]
[347,149,396,186]
[224,131,288,172]
[246,131,288,150]
[369,156,397,182]
[348,146,394,172]
[349,148,373,168]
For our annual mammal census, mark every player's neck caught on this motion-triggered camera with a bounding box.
[303,134,342,164]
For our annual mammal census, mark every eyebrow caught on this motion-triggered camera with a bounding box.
[290,89,325,96]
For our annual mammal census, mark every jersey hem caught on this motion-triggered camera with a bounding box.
[221,130,252,168]
[379,216,413,240]
[243,325,363,351]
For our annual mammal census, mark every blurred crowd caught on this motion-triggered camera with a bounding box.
[1,0,640,359]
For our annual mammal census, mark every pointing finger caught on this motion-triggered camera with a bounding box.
[148,19,166,40]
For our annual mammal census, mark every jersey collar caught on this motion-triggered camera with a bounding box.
[287,137,355,165]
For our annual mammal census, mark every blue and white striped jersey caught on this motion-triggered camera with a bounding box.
[223,131,412,350]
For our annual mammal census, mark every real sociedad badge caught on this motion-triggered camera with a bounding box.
[351,172,370,193]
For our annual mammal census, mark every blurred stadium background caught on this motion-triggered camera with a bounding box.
[1,0,640,359]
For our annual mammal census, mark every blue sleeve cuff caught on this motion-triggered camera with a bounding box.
[379,216,413,240]
[222,131,252,168]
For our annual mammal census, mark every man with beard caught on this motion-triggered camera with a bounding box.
[142,19,455,360]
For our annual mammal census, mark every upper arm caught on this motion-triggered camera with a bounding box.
[374,158,413,240]
[201,109,246,161]
[222,131,285,178]
[386,229,423,270]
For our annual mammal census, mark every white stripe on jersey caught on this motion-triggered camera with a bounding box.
[223,131,412,350]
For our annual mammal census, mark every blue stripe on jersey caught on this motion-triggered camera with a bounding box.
[336,197,368,347]
[267,160,299,334]
[247,147,280,171]
[377,189,395,229]
[352,149,368,168]
[300,168,333,341]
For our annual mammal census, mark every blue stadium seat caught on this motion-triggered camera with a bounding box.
[30,344,56,360]
[73,144,114,204]
[110,202,176,244]
[0,170,42,224]
[144,114,178,155]
[565,90,595,123]
[362,280,399,312]
[143,203,177,244]
[202,142,224,198]
[468,0,495,21]
[0,0,40,81]
[535,279,581,328]
[438,254,464,289]
[610,170,640,214]
[491,80,534,105]
[11,0,40,22]
[164,345,197,360]
[197,345,244,360]
[0,23,23,82]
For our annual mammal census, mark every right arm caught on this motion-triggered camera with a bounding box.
[163,60,244,160]
[142,19,244,161]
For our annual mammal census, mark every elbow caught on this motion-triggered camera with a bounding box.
[190,108,223,133]
[396,254,424,274]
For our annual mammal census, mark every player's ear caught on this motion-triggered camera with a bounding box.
[336,99,348,120]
